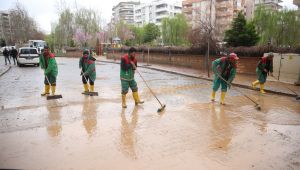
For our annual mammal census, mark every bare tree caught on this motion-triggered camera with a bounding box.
[9,2,44,44]
[188,0,218,77]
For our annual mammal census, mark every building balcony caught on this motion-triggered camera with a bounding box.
[119,9,133,13]
[255,0,283,5]
[183,8,193,14]
[216,3,233,9]
[183,0,200,6]
[216,12,233,18]
[182,1,192,6]
[156,3,168,8]
[155,7,168,13]
[174,6,182,10]
[156,13,169,20]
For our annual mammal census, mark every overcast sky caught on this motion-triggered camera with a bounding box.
[0,0,297,34]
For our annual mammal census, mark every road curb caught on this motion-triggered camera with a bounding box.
[98,60,296,98]
[0,66,11,77]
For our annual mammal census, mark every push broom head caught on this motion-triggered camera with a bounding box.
[255,104,261,111]
[47,95,63,100]
[82,92,99,96]
[157,104,166,113]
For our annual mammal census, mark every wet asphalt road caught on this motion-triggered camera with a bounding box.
[0,57,299,169]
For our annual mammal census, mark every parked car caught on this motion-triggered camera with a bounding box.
[17,47,39,67]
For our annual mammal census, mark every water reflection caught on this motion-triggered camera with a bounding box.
[82,97,98,137]
[255,95,267,133]
[120,106,139,159]
[47,101,62,139]
[209,103,232,151]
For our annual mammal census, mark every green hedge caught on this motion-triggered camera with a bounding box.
[107,45,300,57]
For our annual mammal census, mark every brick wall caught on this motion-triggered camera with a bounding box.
[107,51,259,74]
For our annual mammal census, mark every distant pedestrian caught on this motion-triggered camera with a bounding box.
[3,48,11,65]
[9,48,12,59]
[10,47,18,65]
[252,53,274,94]
[211,53,239,105]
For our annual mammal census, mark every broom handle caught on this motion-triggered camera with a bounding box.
[136,69,163,107]
[81,69,89,83]
[216,73,259,105]
[45,75,52,87]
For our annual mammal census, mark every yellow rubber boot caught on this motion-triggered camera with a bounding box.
[41,85,50,96]
[260,84,266,94]
[51,85,56,95]
[133,91,144,105]
[122,94,127,108]
[83,83,89,92]
[252,80,259,89]
[90,85,94,92]
[211,91,216,101]
[220,92,226,105]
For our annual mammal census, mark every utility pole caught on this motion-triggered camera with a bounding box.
[147,46,150,66]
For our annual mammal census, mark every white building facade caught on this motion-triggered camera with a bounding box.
[134,0,182,27]
[112,1,140,25]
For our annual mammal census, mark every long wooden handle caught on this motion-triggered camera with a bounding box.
[136,69,163,107]
[45,75,51,87]
[216,73,259,105]
[81,69,89,83]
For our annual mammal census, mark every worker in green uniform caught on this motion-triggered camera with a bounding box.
[39,46,58,96]
[79,50,96,93]
[252,53,273,94]
[211,53,239,105]
[120,47,144,108]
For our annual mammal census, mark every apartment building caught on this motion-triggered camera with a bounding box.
[0,10,12,44]
[294,0,300,9]
[182,0,235,40]
[112,1,140,25]
[244,0,255,19]
[182,0,200,26]
[255,0,283,10]
[182,0,259,40]
[134,0,182,26]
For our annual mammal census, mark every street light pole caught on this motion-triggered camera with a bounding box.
[207,0,213,78]
[207,37,210,78]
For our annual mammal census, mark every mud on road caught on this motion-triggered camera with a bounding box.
[0,57,299,169]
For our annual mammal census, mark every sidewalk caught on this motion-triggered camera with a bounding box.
[0,56,12,77]
[97,56,300,97]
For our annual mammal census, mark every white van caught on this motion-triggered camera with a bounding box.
[17,47,39,67]
[28,40,46,54]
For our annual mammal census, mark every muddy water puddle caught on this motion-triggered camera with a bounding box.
[1,59,299,169]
